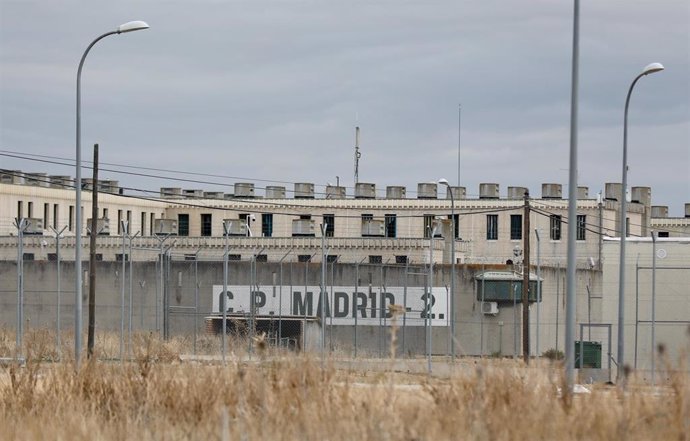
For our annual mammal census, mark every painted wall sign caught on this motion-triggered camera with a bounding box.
[211,285,449,327]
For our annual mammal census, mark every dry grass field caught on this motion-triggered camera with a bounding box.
[0,328,688,440]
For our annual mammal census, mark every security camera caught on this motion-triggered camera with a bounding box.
[249,214,256,222]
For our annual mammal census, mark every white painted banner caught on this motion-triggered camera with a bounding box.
[211,285,449,327]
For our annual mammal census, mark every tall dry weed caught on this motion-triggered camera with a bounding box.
[0,329,687,440]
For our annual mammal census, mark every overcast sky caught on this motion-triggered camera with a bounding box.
[1,1,688,215]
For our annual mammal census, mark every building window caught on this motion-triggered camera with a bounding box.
[385,214,397,238]
[126,210,132,230]
[103,208,109,219]
[150,213,155,236]
[657,231,669,238]
[576,215,586,241]
[550,215,562,241]
[23,253,35,261]
[43,203,49,227]
[510,214,522,240]
[53,204,59,229]
[369,255,382,264]
[117,210,123,234]
[262,214,273,237]
[424,214,434,238]
[48,253,57,261]
[486,215,498,240]
[115,253,129,262]
[178,214,189,236]
[395,255,408,264]
[255,254,268,263]
[141,212,146,235]
[323,214,334,237]
[200,214,212,236]
[228,254,242,261]
[69,205,74,231]
[27,201,33,218]
[298,254,312,263]
[326,255,338,263]
[17,201,23,220]
[448,214,460,239]
[626,217,630,237]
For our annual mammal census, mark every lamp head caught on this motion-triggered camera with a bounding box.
[117,21,150,34]
[642,62,664,76]
[438,178,449,186]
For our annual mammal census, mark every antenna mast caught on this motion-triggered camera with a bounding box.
[354,126,361,184]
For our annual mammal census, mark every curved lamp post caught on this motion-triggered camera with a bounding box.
[616,62,663,382]
[75,20,149,366]
[438,178,456,359]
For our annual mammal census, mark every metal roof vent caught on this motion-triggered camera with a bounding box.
[294,183,315,199]
[605,183,622,201]
[541,183,562,199]
[651,206,668,218]
[479,183,500,199]
[24,172,49,187]
[160,187,182,198]
[49,175,72,189]
[99,180,120,194]
[507,186,528,199]
[386,186,406,199]
[446,186,466,200]
[326,185,346,199]
[417,183,437,199]
[577,186,589,199]
[234,182,255,198]
[0,170,23,185]
[82,178,95,191]
[631,187,651,206]
[265,186,286,199]
[203,191,224,199]
[355,182,376,199]
[182,189,204,198]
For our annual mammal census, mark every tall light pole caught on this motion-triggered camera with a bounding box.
[565,0,580,393]
[616,62,664,382]
[74,21,149,366]
[438,178,456,359]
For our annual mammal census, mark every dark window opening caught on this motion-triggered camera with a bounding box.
[385,214,397,238]
[486,215,498,240]
[576,215,586,241]
[298,254,312,263]
[510,214,522,240]
[323,214,334,237]
[262,214,273,237]
[255,254,268,263]
[657,231,669,238]
[369,255,382,264]
[448,213,460,239]
[326,255,339,263]
[228,254,242,261]
[395,255,408,264]
[201,213,212,236]
[178,214,190,236]
[550,215,562,240]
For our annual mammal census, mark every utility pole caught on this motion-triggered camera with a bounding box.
[522,191,531,363]
[87,143,99,358]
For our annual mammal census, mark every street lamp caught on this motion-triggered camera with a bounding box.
[74,20,149,366]
[438,178,456,359]
[616,62,664,382]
